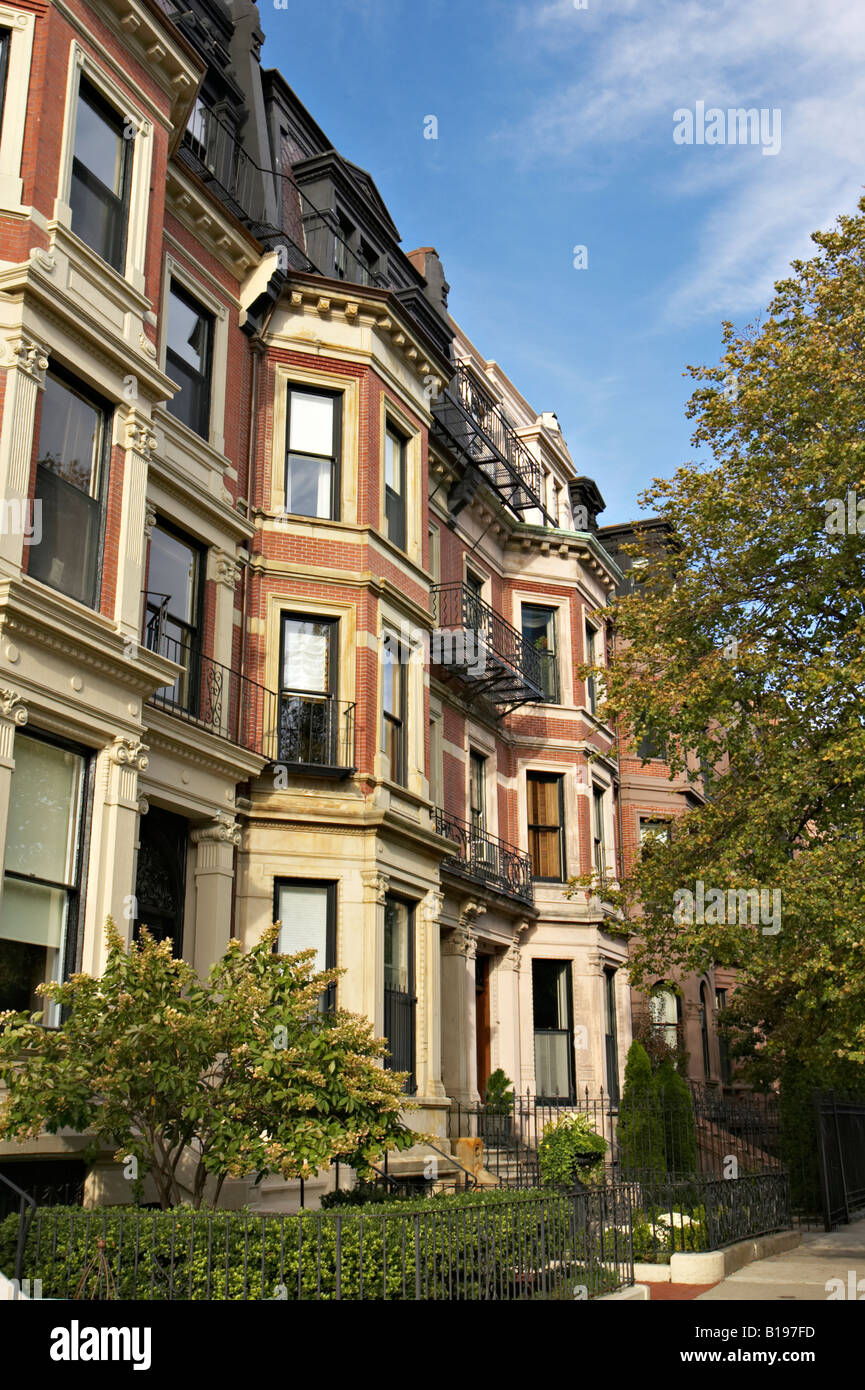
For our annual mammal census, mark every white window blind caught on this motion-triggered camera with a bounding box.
[289,392,333,456]
[276,884,328,972]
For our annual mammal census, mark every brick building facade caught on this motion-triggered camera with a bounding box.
[0,0,732,1207]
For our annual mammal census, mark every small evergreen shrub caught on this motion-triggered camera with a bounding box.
[538,1112,607,1188]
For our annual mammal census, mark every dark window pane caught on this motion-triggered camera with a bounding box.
[286,454,332,517]
[148,526,197,627]
[69,82,129,271]
[166,283,212,439]
[522,605,558,702]
[0,736,85,1020]
[30,373,104,607]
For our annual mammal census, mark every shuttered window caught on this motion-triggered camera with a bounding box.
[527,772,564,881]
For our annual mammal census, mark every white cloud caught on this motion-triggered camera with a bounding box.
[508,0,865,322]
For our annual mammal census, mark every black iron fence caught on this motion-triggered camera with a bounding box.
[621,1170,790,1263]
[0,1190,634,1300]
[815,1091,865,1230]
[450,1087,785,1189]
[435,807,533,905]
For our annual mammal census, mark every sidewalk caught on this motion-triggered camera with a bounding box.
[696,1218,865,1300]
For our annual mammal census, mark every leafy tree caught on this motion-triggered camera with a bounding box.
[616,1041,664,1176]
[653,1057,697,1174]
[576,199,865,1082]
[0,921,414,1209]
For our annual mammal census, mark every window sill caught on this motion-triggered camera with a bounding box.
[49,219,149,317]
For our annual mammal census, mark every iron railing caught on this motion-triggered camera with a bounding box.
[431,363,554,524]
[435,807,533,905]
[4,1190,634,1300]
[0,1172,34,1283]
[431,582,544,708]
[383,987,416,1095]
[277,690,356,773]
[143,596,278,760]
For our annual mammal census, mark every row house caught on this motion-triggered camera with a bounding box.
[0,0,728,1206]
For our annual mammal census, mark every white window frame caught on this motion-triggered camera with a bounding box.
[54,43,153,294]
[159,255,229,456]
[0,6,35,212]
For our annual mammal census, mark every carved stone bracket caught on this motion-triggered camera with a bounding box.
[458,897,484,932]
[108,737,149,772]
[442,926,477,961]
[361,870,390,905]
[6,333,49,385]
[0,689,29,727]
[143,503,157,542]
[212,549,242,591]
[124,413,158,458]
[191,811,241,847]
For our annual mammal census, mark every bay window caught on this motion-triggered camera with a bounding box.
[527,772,564,881]
[166,281,213,440]
[384,426,406,550]
[30,369,107,609]
[522,604,559,703]
[275,879,336,1010]
[285,387,340,520]
[382,632,407,785]
[279,613,339,766]
[383,895,416,1092]
[69,78,132,273]
[0,734,87,1022]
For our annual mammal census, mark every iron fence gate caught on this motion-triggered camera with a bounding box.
[815,1092,865,1230]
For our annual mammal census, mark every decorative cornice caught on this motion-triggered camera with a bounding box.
[0,688,28,727]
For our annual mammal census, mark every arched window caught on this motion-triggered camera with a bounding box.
[649,983,679,1051]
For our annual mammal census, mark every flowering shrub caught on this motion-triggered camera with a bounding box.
[538,1111,607,1188]
[630,1206,708,1263]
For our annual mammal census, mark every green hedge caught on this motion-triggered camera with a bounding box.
[0,1189,624,1301]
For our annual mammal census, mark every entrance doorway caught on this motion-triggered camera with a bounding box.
[476,952,492,1100]
[134,806,188,955]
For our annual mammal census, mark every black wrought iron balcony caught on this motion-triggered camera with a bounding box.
[142,597,278,760]
[435,807,534,905]
[276,690,356,777]
[431,582,544,710]
[431,363,555,525]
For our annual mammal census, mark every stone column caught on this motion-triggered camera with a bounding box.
[416,890,446,1100]
[360,869,389,1036]
[0,332,49,573]
[116,413,157,644]
[440,899,482,1103]
[0,689,28,908]
[83,737,149,975]
[494,923,527,1094]
[190,812,241,977]
[208,548,242,671]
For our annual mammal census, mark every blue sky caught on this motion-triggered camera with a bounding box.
[262,0,864,526]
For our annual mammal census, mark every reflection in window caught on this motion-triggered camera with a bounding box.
[70,79,132,272]
[285,388,340,519]
[0,735,86,1023]
[522,605,559,702]
[30,370,106,608]
[166,281,213,439]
